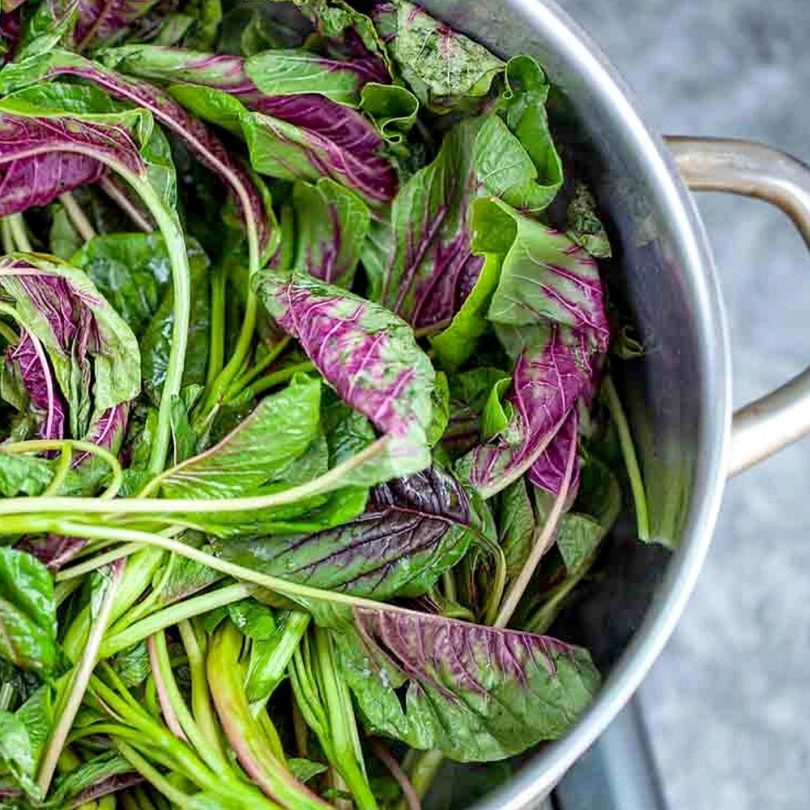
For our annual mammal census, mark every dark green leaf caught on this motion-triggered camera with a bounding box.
[0,549,58,676]
[373,0,502,114]
[0,710,40,802]
[156,374,322,498]
[214,466,477,599]
[139,243,211,403]
[328,606,600,762]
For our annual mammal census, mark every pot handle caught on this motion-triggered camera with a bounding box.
[666,136,810,477]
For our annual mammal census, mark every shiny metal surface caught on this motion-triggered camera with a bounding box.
[417,1,732,808]
[667,137,810,476]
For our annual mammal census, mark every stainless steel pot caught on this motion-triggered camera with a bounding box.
[415,1,810,807]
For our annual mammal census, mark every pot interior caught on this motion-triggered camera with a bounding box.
[414,0,729,806]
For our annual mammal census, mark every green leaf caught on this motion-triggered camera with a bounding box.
[226,599,277,640]
[497,479,536,579]
[426,371,449,447]
[499,55,563,212]
[0,548,58,676]
[138,243,210,404]
[566,182,612,259]
[380,115,541,331]
[360,83,419,144]
[326,606,600,762]
[375,0,503,114]
[0,453,53,498]
[292,179,370,289]
[288,758,327,784]
[213,466,477,600]
[245,48,368,106]
[157,375,322,499]
[15,685,52,766]
[430,254,501,370]
[0,710,40,802]
[47,751,132,807]
[475,198,609,351]
[0,256,142,438]
[217,0,310,54]
[72,233,208,339]
[109,641,150,688]
[480,377,515,443]
[48,203,83,260]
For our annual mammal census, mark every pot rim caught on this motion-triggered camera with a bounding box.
[470,1,732,806]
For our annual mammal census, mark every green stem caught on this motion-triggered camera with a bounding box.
[403,750,444,805]
[55,543,142,581]
[231,361,314,403]
[2,439,123,499]
[58,192,96,242]
[248,611,310,712]
[61,547,165,663]
[207,622,330,810]
[481,545,508,627]
[201,291,258,412]
[121,174,190,475]
[441,570,456,602]
[113,741,194,809]
[0,217,14,253]
[42,443,72,497]
[204,264,226,391]
[98,175,153,233]
[226,336,291,399]
[493,434,577,629]
[37,561,123,795]
[22,521,416,617]
[54,578,82,607]
[178,620,226,764]
[0,320,18,344]
[602,375,650,541]
[0,682,14,711]
[7,213,32,252]
[313,627,378,810]
[151,630,229,773]
[0,435,391,518]
[101,583,255,658]
[107,552,181,630]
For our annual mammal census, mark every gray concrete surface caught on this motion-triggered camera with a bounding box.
[555,0,810,807]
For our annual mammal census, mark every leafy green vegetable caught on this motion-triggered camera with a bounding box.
[0,548,58,675]
[329,605,600,762]
[0,1,650,806]
[0,708,40,802]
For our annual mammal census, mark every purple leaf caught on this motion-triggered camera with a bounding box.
[381,116,540,329]
[82,400,129,453]
[72,0,159,51]
[216,466,477,599]
[254,271,434,443]
[101,47,399,204]
[528,410,580,502]
[457,325,594,498]
[4,332,66,440]
[480,199,610,353]
[0,111,145,216]
[0,255,141,439]
[328,604,600,761]
[20,534,86,570]
[0,51,275,257]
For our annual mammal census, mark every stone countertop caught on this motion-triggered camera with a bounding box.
[556,0,810,807]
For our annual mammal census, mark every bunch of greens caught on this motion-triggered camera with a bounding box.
[0,1,650,808]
